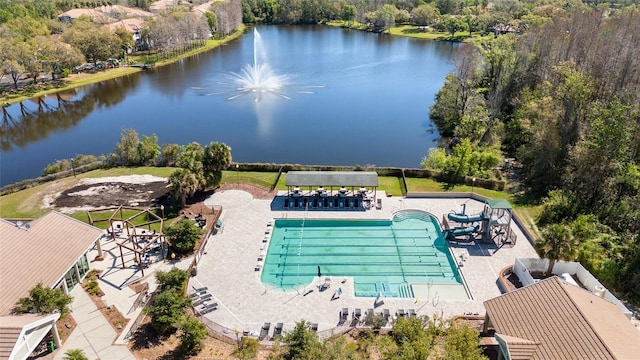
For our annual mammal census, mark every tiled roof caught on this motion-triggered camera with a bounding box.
[484,277,640,360]
[58,9,117,24]
[0,323,20,360]
[0,212,102,316]
[106,18,145,33]
[495,334,541,360]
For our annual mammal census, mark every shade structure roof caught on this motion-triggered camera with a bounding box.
[486,199,512,209]
[285,171,378,187]
[484,276,640,360]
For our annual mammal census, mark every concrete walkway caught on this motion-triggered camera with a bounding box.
[53,287,135,360]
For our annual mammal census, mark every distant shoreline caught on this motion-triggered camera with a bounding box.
[0,26,246,106]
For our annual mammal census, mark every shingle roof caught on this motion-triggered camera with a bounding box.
[0,212,102,316]
[484,277,640,360]
[285,171,378,187]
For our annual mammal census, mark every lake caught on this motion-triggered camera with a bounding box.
[0,26,459,187]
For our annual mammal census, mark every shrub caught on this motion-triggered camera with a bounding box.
[85,279,101,296]
[63,349,88,360]
[156,268,189,292]
[232,336,259,359]
[165,218,203,254]
[146,289,191,335]
[178,315,208,355]
[14,283,73,316]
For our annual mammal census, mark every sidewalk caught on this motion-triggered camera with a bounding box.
[53,287,135,360]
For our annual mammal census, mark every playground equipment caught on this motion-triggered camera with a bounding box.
[442,200,516,246]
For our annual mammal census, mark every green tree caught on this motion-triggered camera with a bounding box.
[283,320,321,359]
[137,134,160,165]
[63,349,88,360]
[160,143,180,167]
[156,268,189,292]
[203,141,232,187]
[341,4,356,26]
[0,39,31,88]
[440,320,487,360]
[421,147,448,172]
[440,15,469,37]
[164,218,204,254]
[386,316,433,359]
[260,0,279,23]
[204,11,217,32]
[169,168,202,208]
[537,223,577,274]
[176,142,205,175]
[62,18,120,63]
[14,283,73,316]
[114,128,140,166]
[37,37,84,80]
[178,314,208,355]
[410,4,440,27]
[113,25,134,59]
[147,288,190,335]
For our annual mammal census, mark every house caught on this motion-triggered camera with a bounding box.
[0,212,103,360]
[106,18,147,52]
[483,276,640,359]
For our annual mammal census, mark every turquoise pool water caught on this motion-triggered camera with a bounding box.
[260,211,464,298]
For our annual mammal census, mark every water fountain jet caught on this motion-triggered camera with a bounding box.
[196,28,322,102]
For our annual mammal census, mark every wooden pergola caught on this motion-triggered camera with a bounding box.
[87,206,167,276]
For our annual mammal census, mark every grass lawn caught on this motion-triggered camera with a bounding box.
[221,170,278,188]
[74,208,164,231]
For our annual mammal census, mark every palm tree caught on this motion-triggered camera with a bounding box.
[63,349,88,360]
[537,223,576,274]
[169,169,201,208]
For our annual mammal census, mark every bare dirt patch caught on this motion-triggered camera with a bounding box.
[49,175,171,212]
[129,319,273,360]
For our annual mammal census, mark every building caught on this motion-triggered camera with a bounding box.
[106,18,147,52]
[0,212,103,360]
[483,276,640,359]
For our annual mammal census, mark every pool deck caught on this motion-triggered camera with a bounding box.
[192,190,539,336]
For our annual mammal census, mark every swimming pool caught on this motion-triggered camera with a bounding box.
[261,210,465,298]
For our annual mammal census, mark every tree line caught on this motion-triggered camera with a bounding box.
[426,7,640,304]
[0,0,243,90]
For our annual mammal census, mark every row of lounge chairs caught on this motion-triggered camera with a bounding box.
[256,221,272,271]
[191,286,218,315]
[336,308,417,327]
[284,196,365,209]
[258,322,284,341]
